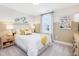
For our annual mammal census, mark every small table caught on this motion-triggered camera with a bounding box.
[0,34,15,48]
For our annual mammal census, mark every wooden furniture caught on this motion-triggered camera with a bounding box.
[71,21,79,33]
[71,21,79,56]
[73,33,79,56]
[0,21,15,48]
[0,34,15,48]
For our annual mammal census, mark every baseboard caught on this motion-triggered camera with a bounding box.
[53,40,73,47]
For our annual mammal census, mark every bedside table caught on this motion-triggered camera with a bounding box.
[0,34,15,48]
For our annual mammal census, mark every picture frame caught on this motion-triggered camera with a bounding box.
[59,16,72,30]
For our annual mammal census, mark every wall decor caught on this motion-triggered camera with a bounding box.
[60,16,72,30]
[14,17,31,32]
[15,17,28,25]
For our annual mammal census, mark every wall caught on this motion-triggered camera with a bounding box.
[29,16,41,33]
[0,5,34,24]
[54,5,79,43]
[28,16,40,24]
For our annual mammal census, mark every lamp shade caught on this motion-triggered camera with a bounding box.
[6,24,14,29]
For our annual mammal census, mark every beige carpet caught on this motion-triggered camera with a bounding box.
[0,42,72,56]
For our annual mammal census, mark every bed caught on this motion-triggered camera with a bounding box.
[15,33,52,56]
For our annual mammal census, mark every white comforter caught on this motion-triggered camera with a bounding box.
[15,33,52,56]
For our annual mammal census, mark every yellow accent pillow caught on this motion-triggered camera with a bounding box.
[25,30,32,35]
[20,28,32,35]
[41,34,47,46]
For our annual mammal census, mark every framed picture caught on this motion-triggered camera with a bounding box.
[60,16,72,30]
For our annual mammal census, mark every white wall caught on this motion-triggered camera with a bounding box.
[54,4,79,22]
[0,5,34,24]
[29,16,41,24]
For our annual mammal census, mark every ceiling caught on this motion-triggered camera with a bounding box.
[0,3,79,16]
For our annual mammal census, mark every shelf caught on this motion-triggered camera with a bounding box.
[2,42,15,48]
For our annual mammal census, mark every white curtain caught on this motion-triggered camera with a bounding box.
[41,13,52,34]
[41,13,54,41]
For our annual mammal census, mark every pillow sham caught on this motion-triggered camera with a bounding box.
[19,28,32,35]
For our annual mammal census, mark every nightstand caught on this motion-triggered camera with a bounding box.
[0,34,15,48]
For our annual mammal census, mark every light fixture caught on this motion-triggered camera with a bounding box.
[32,2,40,5]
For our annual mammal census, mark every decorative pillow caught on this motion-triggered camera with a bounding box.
[25,30,32,35]
[19,28,32,35]
[41,34,47,46]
